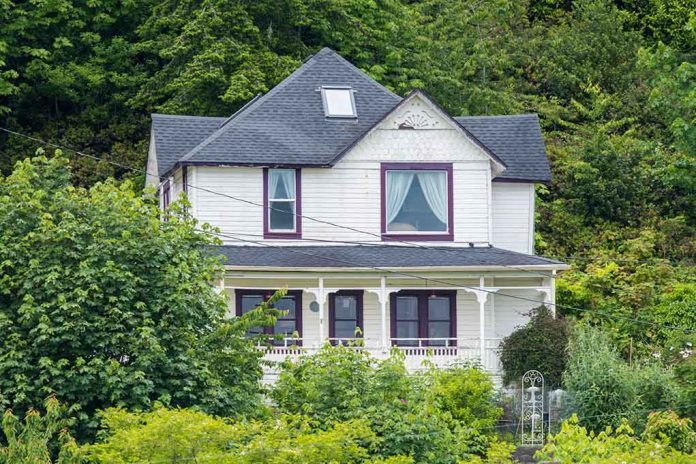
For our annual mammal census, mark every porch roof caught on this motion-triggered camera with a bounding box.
[215,245,567,270]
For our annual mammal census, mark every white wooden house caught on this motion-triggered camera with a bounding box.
[146,48,569,379]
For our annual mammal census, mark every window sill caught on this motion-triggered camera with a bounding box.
[264,231,302,239]
[381,233,453,242]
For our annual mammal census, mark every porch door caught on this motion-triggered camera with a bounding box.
[329,291,363,344]
[390,291,456,346]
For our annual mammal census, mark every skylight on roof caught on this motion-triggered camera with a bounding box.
[321,86,357,118]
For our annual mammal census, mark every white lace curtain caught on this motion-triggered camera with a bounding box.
[268,169,295,199]
[386,171,447,226]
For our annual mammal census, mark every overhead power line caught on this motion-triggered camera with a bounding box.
[3,126,693,333]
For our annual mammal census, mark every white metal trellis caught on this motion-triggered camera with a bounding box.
[521,370,545,445]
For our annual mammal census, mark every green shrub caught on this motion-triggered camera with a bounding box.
[272,345,498,463]
[536,415,695,464]
[563,324,684,431]
[83,406,387,464]
[429,363,502,431]
[643,410,696,454]
[0,396,79,464]
[499,307,570,387]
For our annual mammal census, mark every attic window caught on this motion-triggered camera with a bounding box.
[321,86,357,118]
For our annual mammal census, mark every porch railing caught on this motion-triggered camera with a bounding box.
[257,337,502,372]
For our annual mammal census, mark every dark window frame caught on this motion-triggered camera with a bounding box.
[380,163,454,241]
[162,178,171,209]
[235,289,303,344]
[328,290,364,342]
[390,290,456,346]
[263,168,302,239]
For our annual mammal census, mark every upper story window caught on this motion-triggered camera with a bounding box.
[321,86,357,118]
[264,168,301,238]
[381,163,454,241]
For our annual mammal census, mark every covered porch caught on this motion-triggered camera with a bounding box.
[223,270,558,377]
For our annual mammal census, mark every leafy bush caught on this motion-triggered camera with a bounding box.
[563,324,684,431]
[642,410,696,454]
[499,307,570,387]
[536,415,695,464]
[0,396,79,464]
[83,407,385,464]
[429,363,502,431]
[0,154,279,439]
[272,345,501,463]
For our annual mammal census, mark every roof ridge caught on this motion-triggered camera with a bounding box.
[455,113,539,119]
[319,48,402,100]
[179,50,326,163]
[180,47,401,165]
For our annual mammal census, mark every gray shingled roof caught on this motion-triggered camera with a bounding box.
[214,245,566,269]
[152,114,225,178]
[178,48,402,170]
[151,48,551,182]
[455,114,551,182]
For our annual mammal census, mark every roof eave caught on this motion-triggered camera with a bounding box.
[223,263,571,272]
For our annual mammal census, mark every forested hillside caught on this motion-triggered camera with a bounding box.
[0,0,693,355]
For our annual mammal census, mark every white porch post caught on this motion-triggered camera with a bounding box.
[551,270,557,318]
[478,276,486,362]
[380,276,388,350]
[318,277,325,343]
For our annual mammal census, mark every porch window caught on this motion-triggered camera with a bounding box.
[264,168,301,238]
[329,291,363,343]
[381,163,453,241]
[236,290,302,344]
[390,291,456,346]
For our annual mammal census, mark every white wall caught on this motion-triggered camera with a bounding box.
[491,182,535,254]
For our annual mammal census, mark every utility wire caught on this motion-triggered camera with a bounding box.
[198,227,695,334]
[4,126,685,274]
[1,125,556,279]
[3,126,694,333]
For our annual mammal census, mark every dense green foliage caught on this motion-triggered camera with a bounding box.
[83,407,385,464]
[273,346,502,463]
[643,410,696,454]
[0,154,276,439]
[563,324,684,431]
[536,414,695,463]
[0,396,79,464]
[499,307,570,387]
[0,0,692,360]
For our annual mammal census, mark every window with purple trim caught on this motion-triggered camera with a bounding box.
[329,291,363,344]
[381,164,453,241]
[161,179,171,209]
[264,168,301,238]
[390,291,456,346]
[236,290,302,344]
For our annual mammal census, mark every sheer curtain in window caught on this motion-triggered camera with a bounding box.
[417,171,448,225]
[386,171,415,224]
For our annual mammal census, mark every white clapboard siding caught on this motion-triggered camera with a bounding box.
[491,182,535,254]
[188,162,492,245]
[491,289,540,338]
